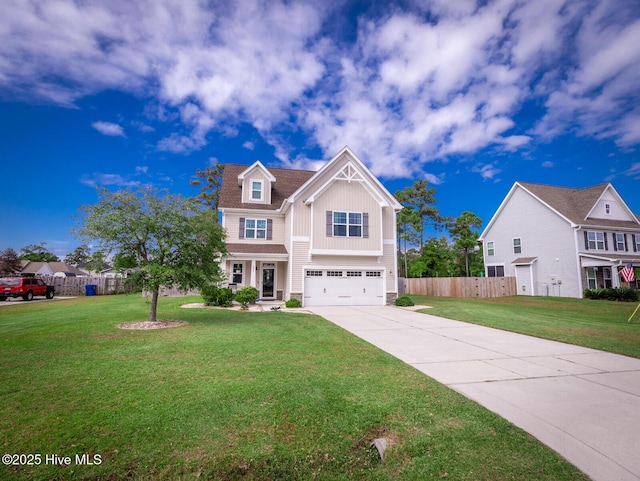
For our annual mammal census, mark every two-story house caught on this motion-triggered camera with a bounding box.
[479,182,640,298]
[218,147,402,306]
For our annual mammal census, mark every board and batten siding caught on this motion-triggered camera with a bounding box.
[241,169,272,205]
[312,181,381,251]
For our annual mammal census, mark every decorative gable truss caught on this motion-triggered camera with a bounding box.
[302,161,390,207]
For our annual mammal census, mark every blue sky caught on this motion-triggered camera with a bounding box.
[1,0,639,260]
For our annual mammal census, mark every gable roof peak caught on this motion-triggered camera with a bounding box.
[516,181,638,227]
[237,160,277,185]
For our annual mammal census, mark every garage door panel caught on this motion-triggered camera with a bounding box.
[304,270,383,306]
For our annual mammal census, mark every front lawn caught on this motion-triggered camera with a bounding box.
[409,295,640,358]
[0,295,588,480]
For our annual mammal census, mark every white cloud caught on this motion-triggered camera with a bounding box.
[542,161,554,168]
[92,121,125,137]
[532,2,640,147]
[1,0,639,181]
[624,162,640,179]
[80,172,139,187]
[472,163,502,181]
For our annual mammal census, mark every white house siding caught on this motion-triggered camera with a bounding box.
[291,240,310,295]
[484,187,580,298]
[382,243,397,294]
[292,201,311,237]
[312,181,381,252]
[241,168,272,205]
[224,212,285,244]
[590,190,627,221]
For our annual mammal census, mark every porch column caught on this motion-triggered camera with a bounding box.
[250,260,257,288]
[613,266,621,288]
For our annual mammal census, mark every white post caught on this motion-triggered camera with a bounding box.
[250,260,256,288]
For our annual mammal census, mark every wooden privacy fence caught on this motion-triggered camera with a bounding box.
[400,277,517,298]
[39,276,136,296]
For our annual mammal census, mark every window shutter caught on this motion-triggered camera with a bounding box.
[614,234,618,251]
[363,213,369,238]
[239,217,245,239]
[326,211,332,237]
[584,231,589,250]
[624,233,628,251]
[267,219,273,240]
[604,233,608,250]
[633,234,637,252]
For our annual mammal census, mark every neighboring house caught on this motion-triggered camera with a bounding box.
[20,261,89,277]
[479,182,640,298]
[218,146,402,306]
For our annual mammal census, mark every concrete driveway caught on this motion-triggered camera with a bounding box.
[309,305,640,481]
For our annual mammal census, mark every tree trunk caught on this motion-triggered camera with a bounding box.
[149,287,159,322]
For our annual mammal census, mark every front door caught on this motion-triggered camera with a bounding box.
[262,265,275,298]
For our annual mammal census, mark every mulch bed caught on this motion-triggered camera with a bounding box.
[117,320,188,330]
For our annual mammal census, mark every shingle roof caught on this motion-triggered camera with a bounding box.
[219,164,315,211]
[518,182,639,228]
[20,261,89,276]
[511,257,538,265]
[226,243,288,255]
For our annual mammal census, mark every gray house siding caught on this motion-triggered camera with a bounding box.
[482,187,581,297]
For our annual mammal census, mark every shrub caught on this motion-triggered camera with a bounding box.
[201,285,235,307]
[584,287,639,302]
[615,287,640,301]
[216,287,235,307]
[395,295,414,307]
[236,286,259,309]
[201,285,220,306]
[285,298,302,308]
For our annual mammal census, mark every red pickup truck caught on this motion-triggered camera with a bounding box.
[0,277,55,301]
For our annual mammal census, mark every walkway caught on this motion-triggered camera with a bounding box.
[308,305,640,481]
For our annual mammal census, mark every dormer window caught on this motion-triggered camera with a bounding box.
[251,180,263,201]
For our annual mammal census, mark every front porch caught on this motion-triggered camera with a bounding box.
[223,244,289,300]
[581,254,639,290]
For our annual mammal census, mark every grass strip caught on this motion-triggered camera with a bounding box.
[409,294,640,358]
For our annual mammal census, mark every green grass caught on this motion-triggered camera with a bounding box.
[409,295,640,358]
[0,295,589,480]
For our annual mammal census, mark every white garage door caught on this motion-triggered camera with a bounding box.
[303,269,384,306]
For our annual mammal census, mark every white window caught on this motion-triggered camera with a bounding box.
[587,231,605,250]
[603,268,612,288]
[327,271,343,277]
[232,263,243,285]
[615,233,626,251]
[366,271,381,277]
[251,180,263,200]
[245,219,267,239]
[605,203,611,215]
[636,235,640,252]
[305,270,323,277]
[513,238,522,254]
[346,271,362,277]
[333,211,362,237]
[586,269,596,289]
[487,241,495,256]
